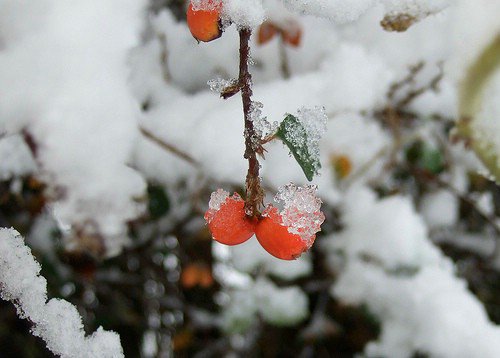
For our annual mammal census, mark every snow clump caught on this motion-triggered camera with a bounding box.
[274,183,325,244]
[0,228,124,358]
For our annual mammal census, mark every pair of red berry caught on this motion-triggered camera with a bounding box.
[204,192,315,260]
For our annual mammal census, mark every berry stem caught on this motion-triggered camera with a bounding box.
[239,28,264,218]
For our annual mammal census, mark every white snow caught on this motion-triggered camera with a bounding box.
[0,1,147,255]
[223,0,266,29]
[1,0,500,355]
[325,186,500,357]
[0,134,37,180]
[283,0,377,23]
[273,183,325,243]
[222,277,308,331]
[0,228,124,358]
[420,189,459,228]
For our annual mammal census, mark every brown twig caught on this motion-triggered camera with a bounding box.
[239,28,264,218]
[139,126,200,167]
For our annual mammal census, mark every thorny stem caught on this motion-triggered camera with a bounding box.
[239,28,264,218]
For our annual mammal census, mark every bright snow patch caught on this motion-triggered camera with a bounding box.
[273,183,325,244]
[0,228,124,358]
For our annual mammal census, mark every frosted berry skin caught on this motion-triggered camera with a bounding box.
[204,194,255,246]
[255,206,315,260]
[186,1,222,43]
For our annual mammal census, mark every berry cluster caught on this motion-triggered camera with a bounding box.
[204,188,324,260]
[188,1,325,260]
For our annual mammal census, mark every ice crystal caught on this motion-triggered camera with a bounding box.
[190,0,221,11]
[205,189,233,224]
[207,78,237,94]
[250,101,278,140]
[208,189,230,212]
[273,183,325,244]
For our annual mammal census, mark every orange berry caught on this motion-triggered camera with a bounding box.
[255,206,314,260]
[186,1,222,43]
[204,192,255,245]
[331,154,353,179]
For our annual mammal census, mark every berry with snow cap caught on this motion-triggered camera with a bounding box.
[255,205,314,260]
[204,189,255,245]
[187,0,223,43]
[256,184,325,260]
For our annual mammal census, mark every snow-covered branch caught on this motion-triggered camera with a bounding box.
[0,228,124,358]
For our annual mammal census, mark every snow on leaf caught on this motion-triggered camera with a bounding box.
[276,107,327,181]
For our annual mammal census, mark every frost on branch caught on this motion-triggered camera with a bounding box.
[0,228,124,358]
[208,77,237,94]
[273,183,325,245]
[250,101,278,140]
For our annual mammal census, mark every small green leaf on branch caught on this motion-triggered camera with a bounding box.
[276,107,327,181]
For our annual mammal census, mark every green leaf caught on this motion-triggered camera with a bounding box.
[276,114,320,181]
[147,184,170,219]
[406,141,445,175]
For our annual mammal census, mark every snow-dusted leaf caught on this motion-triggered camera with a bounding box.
[277,114,318,181]
[276,108,327,181]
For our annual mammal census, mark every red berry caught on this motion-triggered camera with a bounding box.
[255,206,315,260]
[187,1,222,43]
[204,192,255,246]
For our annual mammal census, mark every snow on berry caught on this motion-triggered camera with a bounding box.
[187,0,223,43]
[274,183,325,245]
[255,183,325,260]
[255,205,311,260]
[205,189,256,246]
[190,0,222,11]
